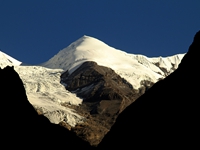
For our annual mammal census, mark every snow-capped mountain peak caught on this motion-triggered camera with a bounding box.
[71,35,110,49]
[0,35,186,146]
[41,35,127,72]
[41,35,185,89]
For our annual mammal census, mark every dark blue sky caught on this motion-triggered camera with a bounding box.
[0,0,200,64]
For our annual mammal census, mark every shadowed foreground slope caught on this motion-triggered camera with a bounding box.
[98,30,200,149]
[0,66,94,149]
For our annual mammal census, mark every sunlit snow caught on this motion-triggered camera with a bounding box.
[0,35,185,127]
[42,35,185,89]
[15,65,84,126]
[0,51,22,67]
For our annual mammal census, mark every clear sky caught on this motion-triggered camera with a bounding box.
[0,0,200,64]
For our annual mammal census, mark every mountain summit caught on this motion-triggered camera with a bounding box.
[42,35,184,89]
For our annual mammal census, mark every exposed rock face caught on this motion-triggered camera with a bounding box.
[61,61,139,104]
[61,61,149,146]
[97,30,200,149]
[0,66,94,149]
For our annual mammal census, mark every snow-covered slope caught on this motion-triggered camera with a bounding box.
[0,51,84,127]
[41,35,185,89]
[0,51,22,68]
[128,54,184,76]
[14,66,84,126]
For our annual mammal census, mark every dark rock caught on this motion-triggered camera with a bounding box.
[60,61,144,146]
[97,30,200,149]
[61,61,136,103]
[61,61,145,114]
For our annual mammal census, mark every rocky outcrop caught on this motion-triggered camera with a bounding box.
[97,30,200,149]
[61,61,139,104]
[61,61,154,146]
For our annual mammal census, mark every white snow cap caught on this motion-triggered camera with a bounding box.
[42,35,185,89]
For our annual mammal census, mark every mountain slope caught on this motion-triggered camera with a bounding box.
[60,61,142,145]
[0,50,84,127]
[15,65,84,126]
